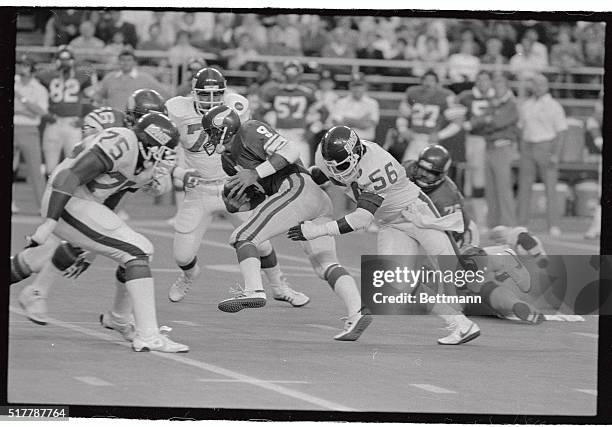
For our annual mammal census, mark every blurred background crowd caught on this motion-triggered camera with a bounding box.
[14,9,605,239]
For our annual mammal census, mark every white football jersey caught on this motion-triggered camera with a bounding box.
[315,140,421,224]
[51,127,160,203]
[165,92,250,181]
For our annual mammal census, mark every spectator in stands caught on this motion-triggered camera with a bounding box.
[68,20,106,63]
[307,69,339,161]
[489,21,518,59]
[138,23,171,51]
[103,31,132,64]
[447,39,481,94]
[262,25,302,56]
[335,16,360,52]
[331,73,379,141]
[481,37,507,73]
[356,32,385,75]
[517,73,567,237]
[300,15,329,57]
[550,26,584,98]
[168,31,202,67]
[224,33,260,71]
[96,10,138,48]
[481,73,519,228]
[175,57,207,97]
[275,14,303,54]
[416,20,449,62]
[43,9,85,46]
[509,34,548,81]
[584,91,603,240]
[413,35,448,79]
[95,48,168,111]
[13,54,48,212]
[202,13,235,55]
[321,27,357,74]
[234,13,267,51]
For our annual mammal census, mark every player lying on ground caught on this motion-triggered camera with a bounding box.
[15,112,196,353]
[165,67,309,306]
[11,88,167,288]
[200,106,371,341]
[404,145,544,323]
[289,126,480,345]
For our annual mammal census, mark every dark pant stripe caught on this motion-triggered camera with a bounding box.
[60,210,147,258]
[237,174,305,243]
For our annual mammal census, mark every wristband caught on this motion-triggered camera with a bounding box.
[255,160,276,179]
[324,221,341,237]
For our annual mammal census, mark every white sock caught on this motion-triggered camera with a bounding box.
[29,261,62,298]
[263,265,283,286]
[184,263,200,279]
[334,275,362,317]
[125,277,159,337]
[111,279,132,320]
[239,257,264,292]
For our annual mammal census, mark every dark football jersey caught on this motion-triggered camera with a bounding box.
[456,88,494,136]
[38,68,94,117]
[221,120,308,196]
[404,85,455,134]
[261,83,316,129]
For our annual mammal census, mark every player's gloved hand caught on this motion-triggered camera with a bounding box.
[27,218,57,247]
[287,221,328,241]
[63,251,92,279]
[227,169,259,198]
[182,169,203,189]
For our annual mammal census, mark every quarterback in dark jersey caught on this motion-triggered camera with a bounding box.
[200,105,371,341]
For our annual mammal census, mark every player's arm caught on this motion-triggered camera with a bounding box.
[288,191,382,240]
[29,146,112,246]
[436,102,466,141]
[486,97,519,131]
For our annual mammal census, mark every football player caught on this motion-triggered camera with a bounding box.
[38,45,97,175]
[17,113,197,353]
[202,106,371,341]
[395,70,464,162]
[403,145,479,247]
[289,126,480,345]
[259,60,317,166]
[165,67,309,306]
[11,89,167,288]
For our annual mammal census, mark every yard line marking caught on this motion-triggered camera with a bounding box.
[572,332,598,339]
[410,384,456,394]
[305,324,340,331]
[197,379,310,384]
[10,306,355,412]
[171,320,200,327]
[10,320,100,325]
[74,376,113,386]
[575,389,597,396]
[137,227,360,275]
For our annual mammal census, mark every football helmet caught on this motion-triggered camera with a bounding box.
[191,67,226,115]
[55,45,75,71]
[82,107,126,138]
[200,105,241,155]
[133,113,180,169]
[320,126,363,182]
[125,89,166,127]
[415,144,451,190]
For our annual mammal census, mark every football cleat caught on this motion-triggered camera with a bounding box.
[168,265,201,302]
[437,319,480,345]
[270,277,310,307]
[132,331,189,353]
[99,311,136,341]
[512,302,545,325]
[18,285,48,325]
[218,287,267,313]
[334,309,373,341]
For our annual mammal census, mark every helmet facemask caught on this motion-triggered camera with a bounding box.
[138,142,177,172]
[415,162,445,190]
[324,135,363,183]
[192,87,225,115]
[202,123,230,155]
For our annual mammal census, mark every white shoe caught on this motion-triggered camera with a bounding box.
[334,309,373,341]
[132,330,189,353]
[18,285,48,325]
[549,226,562,238]
[270,277,310,307]
[100,311,136,342]
[437,319,480,345]
[218,287,267,313]
[168,265,200,302]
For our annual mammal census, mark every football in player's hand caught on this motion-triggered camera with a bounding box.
[222,181,265,213]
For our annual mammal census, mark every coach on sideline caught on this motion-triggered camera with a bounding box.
[95,47,168,111]
[517,73,568,237]
[13,54,49,212]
